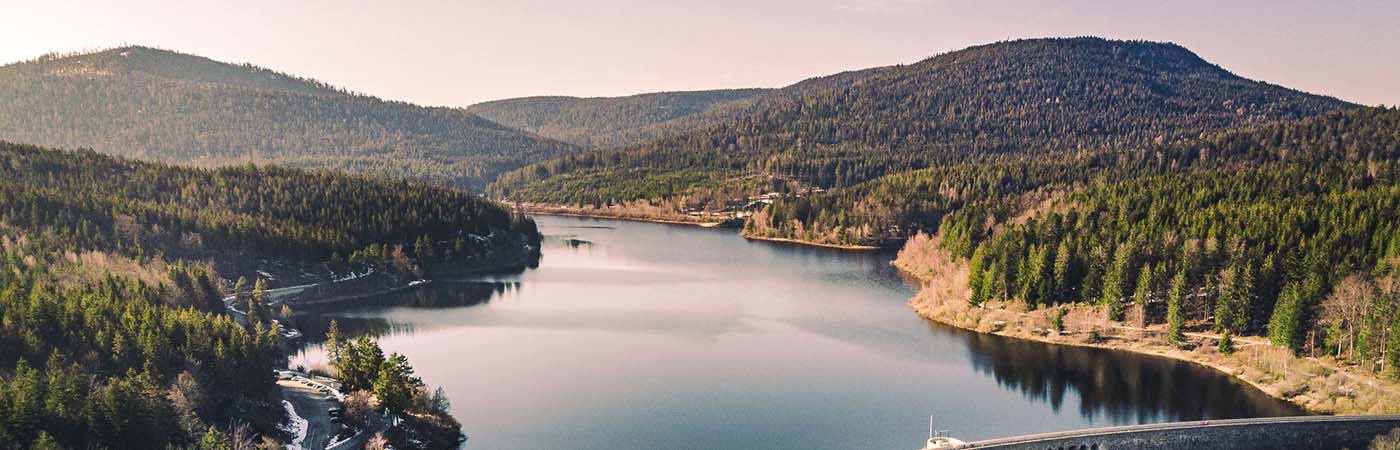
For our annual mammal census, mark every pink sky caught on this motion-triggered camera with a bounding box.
[4,0,1397,106]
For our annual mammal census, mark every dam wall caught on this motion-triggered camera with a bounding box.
[958,415,1400,450]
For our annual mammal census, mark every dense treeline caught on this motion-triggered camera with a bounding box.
[468,89,770,149]
[0,141,540,268]
[752,107,1400,246]
[491,37,1349,203]
[0,46,579,190]
[967,161,1400,370]
[880,107,1400,374]
[0,239,283,449]
[0,143,534,448]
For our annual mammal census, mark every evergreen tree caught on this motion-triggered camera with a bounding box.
[31,432,62,450]
[967,244,989,305]
[1269,283,1306,352]
[1101,244,1134,321]
[1052,238,1074,302]
[1133,263,1155,324]
[246,278,269,327]
[1234,263,1257,333]
[1218,331,1236,355]
[1386,304,1400,379]
[1168,269,1187,346]
[373,353,423,415]
[233,276,248,304]
[325,319,343,363]
[1215,266,1238,333]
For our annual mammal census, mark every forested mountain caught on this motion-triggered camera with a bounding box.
[467,65,896,151]
[0,141,536,449]
[467,89,770,148]
[489,37,1352,204]
[0,46,579,190]
[748,106,1400,246]
[752,105,1400,376]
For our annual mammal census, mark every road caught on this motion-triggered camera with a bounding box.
[280,379,340,450]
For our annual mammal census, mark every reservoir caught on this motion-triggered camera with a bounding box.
[291,215,1301,450]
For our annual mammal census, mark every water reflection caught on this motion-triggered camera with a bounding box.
[948,325,1305,423]
[289,215,1302,450]
[295,281,512,344]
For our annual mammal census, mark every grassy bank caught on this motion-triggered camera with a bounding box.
[894,233,1400,415]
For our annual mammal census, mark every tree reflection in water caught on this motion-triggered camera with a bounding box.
[294,281,516,345]
[947,324,1306,423]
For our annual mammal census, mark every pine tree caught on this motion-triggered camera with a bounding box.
[1215,266,1237,333]
[1101,244,1134,321]
[967,244,988,305]
[1234,263,1256,333]
[325,319,343,364]
[1386,303,1400,379]
[246,278,269,327]
[1018,244,1051,306]
[1133,263,1155,324]
[373,353,422,415]
[1218,331,1236,355]
[1052,238,1074,302]
[1168,269,1187,345]
[31,432,61,450]
[233,276,248,304]
[414,235,433,263]
[198,426,230,450]
[1268,283,1305,352]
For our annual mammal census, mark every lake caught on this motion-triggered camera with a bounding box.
[290,215,1301,450]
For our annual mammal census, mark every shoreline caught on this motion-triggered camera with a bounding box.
[521,208,734,228]
[739,233,885,250]
[889,237,1400,416]
[904,289,1295,411]
[520,205,891,250]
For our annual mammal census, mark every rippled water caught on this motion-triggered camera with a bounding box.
[291,215,1301,450]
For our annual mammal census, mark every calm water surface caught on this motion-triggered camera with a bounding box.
[291,215,1301,450]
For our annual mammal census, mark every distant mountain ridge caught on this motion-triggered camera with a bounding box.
[467,65,898,151]
[0,45,579,190]
[489,37,1355,204]
[20,46,341,95]
[468,89,771,149]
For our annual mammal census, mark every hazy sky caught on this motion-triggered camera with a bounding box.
[4,0,1397,107]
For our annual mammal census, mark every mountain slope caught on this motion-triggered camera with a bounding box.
[489,37,1353,204]
[467,88,770,148]
[0,46,579,189]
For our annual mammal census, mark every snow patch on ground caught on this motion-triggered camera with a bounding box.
[282,400,308,450]
[333,267,375,282]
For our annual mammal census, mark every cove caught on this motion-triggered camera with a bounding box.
[290,215,1302,450]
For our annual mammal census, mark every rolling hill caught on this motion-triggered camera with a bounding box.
[0,46,579,190]
[467,89,770,149]
[488,37,1353,205]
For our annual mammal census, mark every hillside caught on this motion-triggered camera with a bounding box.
[489,37,1352,205]
[0,141,519,449]
[748,106,1400,245]
[467,88,770,148]
[884,106,1400,414]
[0,140,540,278]
[0,46,579,190]
[467,66,896,151]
